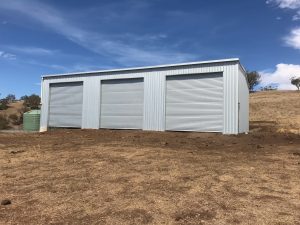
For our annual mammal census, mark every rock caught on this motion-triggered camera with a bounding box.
[9,150,25,154]
[256,144,264,149]
[1,199,11,205]
[219,175,234,182]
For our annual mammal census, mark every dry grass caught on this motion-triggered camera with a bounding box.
[250,91,300,134]
[0,129,299,224]
[0,91,299,224]
[0,101,24,130]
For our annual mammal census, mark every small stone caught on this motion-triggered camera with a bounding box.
[9,150,25,154]
[219,175,234,182]
[256,144,264,149]
[1,199,11,205]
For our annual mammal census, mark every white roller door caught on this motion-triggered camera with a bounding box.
[100,78,144,129]
[166,73,223,132]
[48,82,83,128]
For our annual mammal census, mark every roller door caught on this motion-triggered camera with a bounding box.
[166,73,223,132]
[48,82,83,127]
[100,78,144,129]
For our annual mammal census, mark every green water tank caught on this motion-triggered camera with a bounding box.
[23,110,40,131]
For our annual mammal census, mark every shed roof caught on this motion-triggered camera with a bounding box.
[42,58,245,79]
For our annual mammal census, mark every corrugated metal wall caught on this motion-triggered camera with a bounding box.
[238,65,249,133]
[40,61,242,134]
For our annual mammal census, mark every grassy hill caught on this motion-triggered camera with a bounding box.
[0,101,24,129]
[250,91,300,134]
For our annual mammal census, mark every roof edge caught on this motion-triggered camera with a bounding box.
[42,58,240,79]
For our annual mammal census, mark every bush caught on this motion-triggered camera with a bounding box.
[0,114,9,129]
[9,114,21,125]
[291,77,300,91]
[260,85,278,91]
[0,99,9,110]
[247,71,261,91]
[23,94,40,109]
[5,94,16,103]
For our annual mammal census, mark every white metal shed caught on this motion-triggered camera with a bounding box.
[40,58,249,134]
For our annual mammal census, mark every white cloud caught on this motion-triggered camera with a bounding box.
[0,51,16,60]
[266,0,300,9]
[284,27,300,49]
[267,0,300,21]
[260,63,300,90]
[266,0,300,49]
[0,0,195,66]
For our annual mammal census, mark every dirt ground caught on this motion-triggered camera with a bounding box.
[0,91,300,225]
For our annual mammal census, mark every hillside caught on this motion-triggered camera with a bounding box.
[250,91,300,134]
[0,101,24,129]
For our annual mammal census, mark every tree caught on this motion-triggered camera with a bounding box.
[5,94,16,102]
[23,94,41,109]
[291,77,300,91]
[20,95,29,101]
[247,71,261,91]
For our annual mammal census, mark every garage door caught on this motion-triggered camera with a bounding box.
[100,78,144,129]
[48,82,83,127]
[166,73,223,132]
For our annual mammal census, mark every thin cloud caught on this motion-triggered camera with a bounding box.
[7,46,57,55]
[0,51,16,60]
[0,0,195,66]
[24,59,108,74]
[292,12,300,20]
[267,0,300,21]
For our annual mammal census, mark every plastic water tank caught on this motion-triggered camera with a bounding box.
[23,110,40,131]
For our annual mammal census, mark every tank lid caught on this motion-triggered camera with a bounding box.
[24,110,41,114]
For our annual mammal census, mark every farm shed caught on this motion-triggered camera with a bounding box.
[40,58,249,134]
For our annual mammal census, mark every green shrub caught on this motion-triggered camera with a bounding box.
[0,99,9,110]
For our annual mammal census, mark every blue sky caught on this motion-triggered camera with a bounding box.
[1,0,300,97]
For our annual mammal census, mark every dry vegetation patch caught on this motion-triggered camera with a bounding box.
[250,91,300,134]
[0,91,299,224]
[0,129,299,224]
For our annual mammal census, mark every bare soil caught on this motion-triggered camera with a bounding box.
[0,91,300,225]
